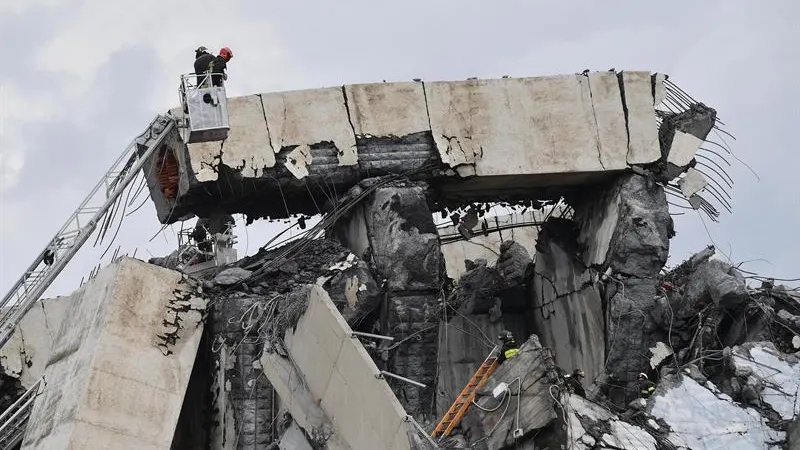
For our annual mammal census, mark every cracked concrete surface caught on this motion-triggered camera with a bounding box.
[0,297,71,388]
[21,258,207,450]
[155,71,684,223]
[620,71,660,165]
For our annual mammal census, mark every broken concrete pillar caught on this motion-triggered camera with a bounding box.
[21,257,206,450]
[207,293,278,449]
[657,103,716,174]
[530,218,606,386]
[0,297,71,389]
[260,284,415,449]
[572,173,672,403]
[333,178,444,420]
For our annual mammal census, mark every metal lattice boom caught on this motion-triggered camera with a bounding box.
[0,114,176,349]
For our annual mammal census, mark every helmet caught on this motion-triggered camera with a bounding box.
[219,47,233,61]
[195,46,208,53]
[498,330,513,342]
[573,369,585,378]
[638,373,648,381]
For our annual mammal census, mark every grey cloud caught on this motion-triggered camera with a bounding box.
[1,0,798,298]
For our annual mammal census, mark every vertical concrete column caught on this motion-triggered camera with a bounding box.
[206,295,278,450]
[333,178,444,420]
[572,173,672,404]
[21,258,207,450]
[529,218,606,388]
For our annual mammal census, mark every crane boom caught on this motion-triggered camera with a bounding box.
[0,114,176,349]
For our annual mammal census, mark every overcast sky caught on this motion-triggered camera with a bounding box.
[0,0,798,299]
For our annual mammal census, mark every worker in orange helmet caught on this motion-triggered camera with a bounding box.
[209,47,234,87]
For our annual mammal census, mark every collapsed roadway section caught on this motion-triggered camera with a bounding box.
[144,70,719,224]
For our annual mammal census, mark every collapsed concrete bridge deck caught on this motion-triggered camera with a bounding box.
[145,70,715,223]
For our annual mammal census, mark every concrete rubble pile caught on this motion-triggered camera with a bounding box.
[3,70,798,450]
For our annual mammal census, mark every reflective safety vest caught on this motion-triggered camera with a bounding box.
[639,381,655,397]
[504,348,520,360]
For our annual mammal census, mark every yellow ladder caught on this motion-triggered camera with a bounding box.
[432,346,499,439]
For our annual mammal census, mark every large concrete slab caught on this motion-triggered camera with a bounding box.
[344,82,429,138]
[426,74,636,174]
[262,87,358,167]
[147,71,685,223]
[531,220,606,385]
[263,285,415,450]
[21,257,207,450]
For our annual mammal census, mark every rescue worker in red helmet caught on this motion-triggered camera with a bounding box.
[209,47,233,87]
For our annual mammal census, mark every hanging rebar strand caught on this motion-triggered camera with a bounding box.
[695,156,735,187]
[690,165,732,199]
[698,146,732,166]
[697,181,733,214]
[667,202,692,212]
[704,137,734,156]
[663,91,690,111]
[697,170,733,201]
[712,124,736,141]
[93,193,120,247]
[660,97,683,114]
[664,80,701,106]
[665,186,720,220]
[665,189,695,206]
[694,194,721,220]
[665,99,688,116]
[99,178,140,259]
[663,84,695,109]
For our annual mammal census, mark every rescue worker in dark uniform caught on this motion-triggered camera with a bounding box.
[637,373,656,398]
[496,330,519,364]
[564,369,586,398]
[209,47,234,87]
[191,214,235,259]
[193,46,214,87]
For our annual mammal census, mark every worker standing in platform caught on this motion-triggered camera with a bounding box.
[191,214,235,260]
[637,373,656,398]
[209,47,234,87]
[193,46,214,87]
[496,330,520,364]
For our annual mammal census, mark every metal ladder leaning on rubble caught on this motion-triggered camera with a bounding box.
[432,345,500,440]
[0,72,230,445]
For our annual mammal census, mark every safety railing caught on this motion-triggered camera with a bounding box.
[0,377,45,450]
